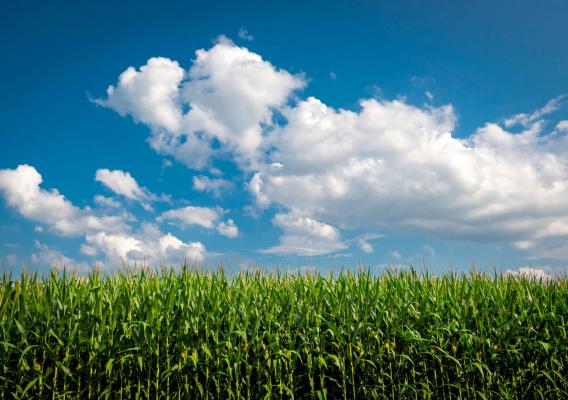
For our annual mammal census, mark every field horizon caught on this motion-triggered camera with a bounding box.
[3,262,565,281]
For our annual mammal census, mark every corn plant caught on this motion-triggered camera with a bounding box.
[0,267,566,399]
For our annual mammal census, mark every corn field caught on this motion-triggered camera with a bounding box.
[0,267,566,399]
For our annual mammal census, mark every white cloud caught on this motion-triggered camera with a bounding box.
[217,219,239,238]
[159,232,205,263]
[262,213,347,256]
[356,233,383,254]
[31,240,90,272]
[181,37,306,168]
[0,165,208,269]
[238,26,254,41]
[95,169,155,210]
[555,120,568,133]
[95,42,568,259]
[32,240,74,266]
[193,175,233,197]
[84,231,140,261]
[359,240,373,253]
[0,165,127,237]
[85,224,205,266]
[251,96,568,257]
[158,206,220,229]
[425,91,434,101]
[158,205,240,239]
[94,195,121,208]
[95,57,185,132]
[0,165,78,234]
[97,37,305,169]
[80,244,98,256]
[390,251,402,260]
[504,96,564,128]
[248,173,270,208]
[503,267,553,282]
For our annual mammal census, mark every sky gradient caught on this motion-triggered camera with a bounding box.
[1,0,567,276]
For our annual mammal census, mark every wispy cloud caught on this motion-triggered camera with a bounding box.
[193,175,233,197]
[238,26,254,41]
[504,95,564,128]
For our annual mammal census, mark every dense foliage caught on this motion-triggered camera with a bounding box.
[0,268,566,399]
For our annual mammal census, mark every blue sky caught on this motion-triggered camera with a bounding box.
[1,0,567,276]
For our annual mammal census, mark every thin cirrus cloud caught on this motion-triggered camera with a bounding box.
[91,37,568,260]
[504,95,564,128]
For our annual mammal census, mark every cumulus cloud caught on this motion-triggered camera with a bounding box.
[95,169,158,210]
[503,267,554,282]
[84,224,205,265]
[251,96,568,257]
[0,164,207,269]
[96,40,568,258]
[217,219,239,238]
[262,213,347,256]
[97,37,305,169]
[0,165,127,236]
[193,175,233,197]
[158,205,239,238]
[95,57,185,132]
